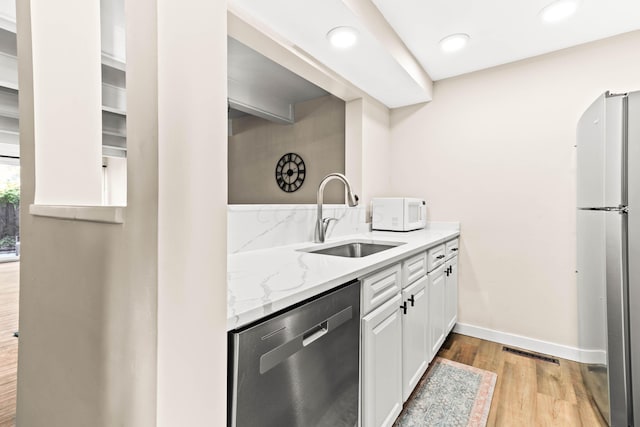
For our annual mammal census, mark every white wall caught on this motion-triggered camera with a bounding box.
[30,0,102,205]
[390,31,640,350]
[17,0,229,425]
[16,0,159,425]
[361,97,392,209]
[156,0,228,425]
[346,97,392,218]
[104,156,127,205]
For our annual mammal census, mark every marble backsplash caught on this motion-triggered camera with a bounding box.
[228,204,368,254]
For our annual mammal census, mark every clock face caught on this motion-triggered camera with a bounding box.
[275,153,306,193]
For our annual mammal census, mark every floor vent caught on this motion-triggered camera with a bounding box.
[502,346,559,365]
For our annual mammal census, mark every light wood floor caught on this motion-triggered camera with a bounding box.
[0,262,18,427]
[433,333,607,426]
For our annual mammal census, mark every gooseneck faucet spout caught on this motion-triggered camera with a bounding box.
[315,173,359,243]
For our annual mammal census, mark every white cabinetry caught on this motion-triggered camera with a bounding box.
[444,255,458,334]
[427,239,459,361]
[361,238,459,427]
[362,293,403,427]
[401,275,428,401]
[428,264,446,359]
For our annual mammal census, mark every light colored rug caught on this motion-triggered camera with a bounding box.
[395,358,497,427]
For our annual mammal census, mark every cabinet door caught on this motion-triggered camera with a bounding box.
[362,294,403,427]
[402,276,428,402]
[428,265,446,359]
[445,257,459,334]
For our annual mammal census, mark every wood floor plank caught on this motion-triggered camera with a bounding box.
[536,359,576,404]
[0,261,18,427]
[435,333,606,427]
[495,358,538,425]
[535,392,581,427]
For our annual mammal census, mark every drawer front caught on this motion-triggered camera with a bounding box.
[362,264,402,315]
[427,244,446,272]
[446,239,459,259]
[402,252,427,287]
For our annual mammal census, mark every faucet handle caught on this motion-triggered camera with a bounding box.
[322,217,338,233]
[323,217,338,226]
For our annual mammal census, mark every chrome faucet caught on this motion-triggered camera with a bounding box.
[315,173,359,243]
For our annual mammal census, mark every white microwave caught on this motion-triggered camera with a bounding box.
[371,198,427,231]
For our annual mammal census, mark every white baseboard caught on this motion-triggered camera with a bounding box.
[453,322,606,365]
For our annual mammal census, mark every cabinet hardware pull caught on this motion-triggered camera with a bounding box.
[408,295,415,307]
[451,248,458,252]
[449,266,453,274]
[400,301,407,315]
[436,255,445,259]
[446,269,449,277]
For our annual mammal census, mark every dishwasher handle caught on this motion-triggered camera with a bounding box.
[302,321,328,346]
[259,306,353,374]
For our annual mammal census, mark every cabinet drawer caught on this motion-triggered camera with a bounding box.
[402,252,427,287]
[362,264,402,315]
[427,244,446,272]
[446,239,459,259]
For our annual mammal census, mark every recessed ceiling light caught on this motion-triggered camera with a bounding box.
[327,26,359,49]
[540,0,580,23]
[439,33,470,53]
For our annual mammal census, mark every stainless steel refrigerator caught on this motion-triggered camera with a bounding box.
[577,91,640,427]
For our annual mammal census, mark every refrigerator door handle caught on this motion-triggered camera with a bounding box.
[579,206,629,213]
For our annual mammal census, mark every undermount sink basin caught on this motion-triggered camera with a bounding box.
[299,240,406,258]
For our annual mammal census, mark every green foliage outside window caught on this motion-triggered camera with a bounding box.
[0,183,19,205]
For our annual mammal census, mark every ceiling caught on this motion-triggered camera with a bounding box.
[229,0,640,107]
[229,0,432,108]
[373,0,640,81]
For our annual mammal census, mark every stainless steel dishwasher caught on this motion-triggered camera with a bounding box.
[229,280,360,427]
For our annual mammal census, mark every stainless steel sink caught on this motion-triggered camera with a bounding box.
[299,240,405,258]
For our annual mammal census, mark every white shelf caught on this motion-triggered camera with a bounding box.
[0,80,17,91]
[102,145,126,159]
[0,128,18,147]
[102,129,126,138]
[102,132,127,158]
[101,52,126,71]
[0,15,16,34]
[102,82,126,114]
[0,52,17,94]
[102,105,126,116]
[0,128,18,136]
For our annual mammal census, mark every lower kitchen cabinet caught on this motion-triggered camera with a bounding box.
[401,276,429,401]
[444,256,458,334]
[361,238,459,427]
[428,264,446,359]
[362,293,404,427]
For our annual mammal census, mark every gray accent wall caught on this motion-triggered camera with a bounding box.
[228,95,346,204]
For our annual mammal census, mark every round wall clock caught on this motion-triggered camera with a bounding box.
[275,153,306,193]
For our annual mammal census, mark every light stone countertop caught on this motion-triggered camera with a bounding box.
[227,227,460,331]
